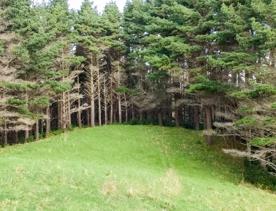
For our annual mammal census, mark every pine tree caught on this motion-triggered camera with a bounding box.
[0,0,35,145]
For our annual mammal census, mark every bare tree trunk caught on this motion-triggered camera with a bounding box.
[103,79,108,125]
[58,100,62,129]
[68,92,71,128]
[205,106,212,130]
[124,93,128,123]
[15,130,18,144]
[194,106,200,130]
[25,129,29,142]
[4,119,7,146]
[90,59,95,127]
[205,106,212,144]
[86,108,90,126]
[131,104,135,120]
[46,106,51,137]
[117,64,122,124]
[35,120,39,141]
[172,96,179,127]
[97,63,102,126]
[77,77,82,127]
[25,92,30,141]
[175,108,180,127]
[118,94,122,123]
[158,111,163,126]
[139,111,143,122]
[62,92,66,130]
[109,74,113,124]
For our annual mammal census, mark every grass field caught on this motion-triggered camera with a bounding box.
[0,125,275,210]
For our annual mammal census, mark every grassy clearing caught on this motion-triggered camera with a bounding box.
[0,125,275,210]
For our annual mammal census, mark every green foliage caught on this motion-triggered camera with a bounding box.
[30,96,49,108]
[235,116,257,127]
[7,98,26,106]
[46,81,71,94]
[3,82,30,91]
[146,70,169,82]
[251,137,276,147]
[115,86,130,94]
[188,76,232,94]
[238,106,254,115]
[272,102,276,109]
[231,83,276,99]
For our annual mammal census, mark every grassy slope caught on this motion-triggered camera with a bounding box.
[0,125,275,210]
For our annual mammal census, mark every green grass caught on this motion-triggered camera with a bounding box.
[0,125,275,210]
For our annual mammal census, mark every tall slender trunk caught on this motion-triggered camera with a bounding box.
[4,119,7,146]
[172,96,179,127]
[110,74,113,124]
[117,63,122,123]
[58,100,62,129]
[194,106,200,130]
[46,106,51,137]
[158,111,163,126]
[25,91,29,141]
[62,92,66,129]
[35,120,39,141]
[175,108,180,127]
[131,104,135,120]
[103,79,108,125]
[118,94,122,123]
[86,108,90,126]
[68,92,71,128]
[25,129,29,142]
[15,130,18,144]
[97,62,102,126]
[77,77,82,127]
[205,106,212,144]
[139,111,143,122]
[205,106,212,130]
[90,58,95,127]
[124,93,128,123]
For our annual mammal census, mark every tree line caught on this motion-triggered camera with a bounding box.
[0,0,275,173]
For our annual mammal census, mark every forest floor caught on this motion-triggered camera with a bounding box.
[0,125,275,210]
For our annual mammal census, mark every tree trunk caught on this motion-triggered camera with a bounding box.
[110,74,113,124]
[158,111,163,126]
[90,59,95,127]
[194,106,200,130]
[62,92,66,130]
[97,63,102,126]
[175,108,180,127]
[25,91,30,141]
[68,92,71,128]
[25,129,29,142]
[46,106,51,137]
[124,93,128,123]
[205,106,212,145]
[205,106,212,130]
[77,77,82,128]
[131,104,135,120]
[35,120,39,141]
[139,111,143,122]
[15,130,18,144]
[118,94,122,123]
[4,119,7,146]
[103,79,108,125]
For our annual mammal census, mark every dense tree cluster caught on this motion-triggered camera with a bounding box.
[0,0,275,173]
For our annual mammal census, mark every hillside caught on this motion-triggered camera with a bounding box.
[0,125,275,210]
